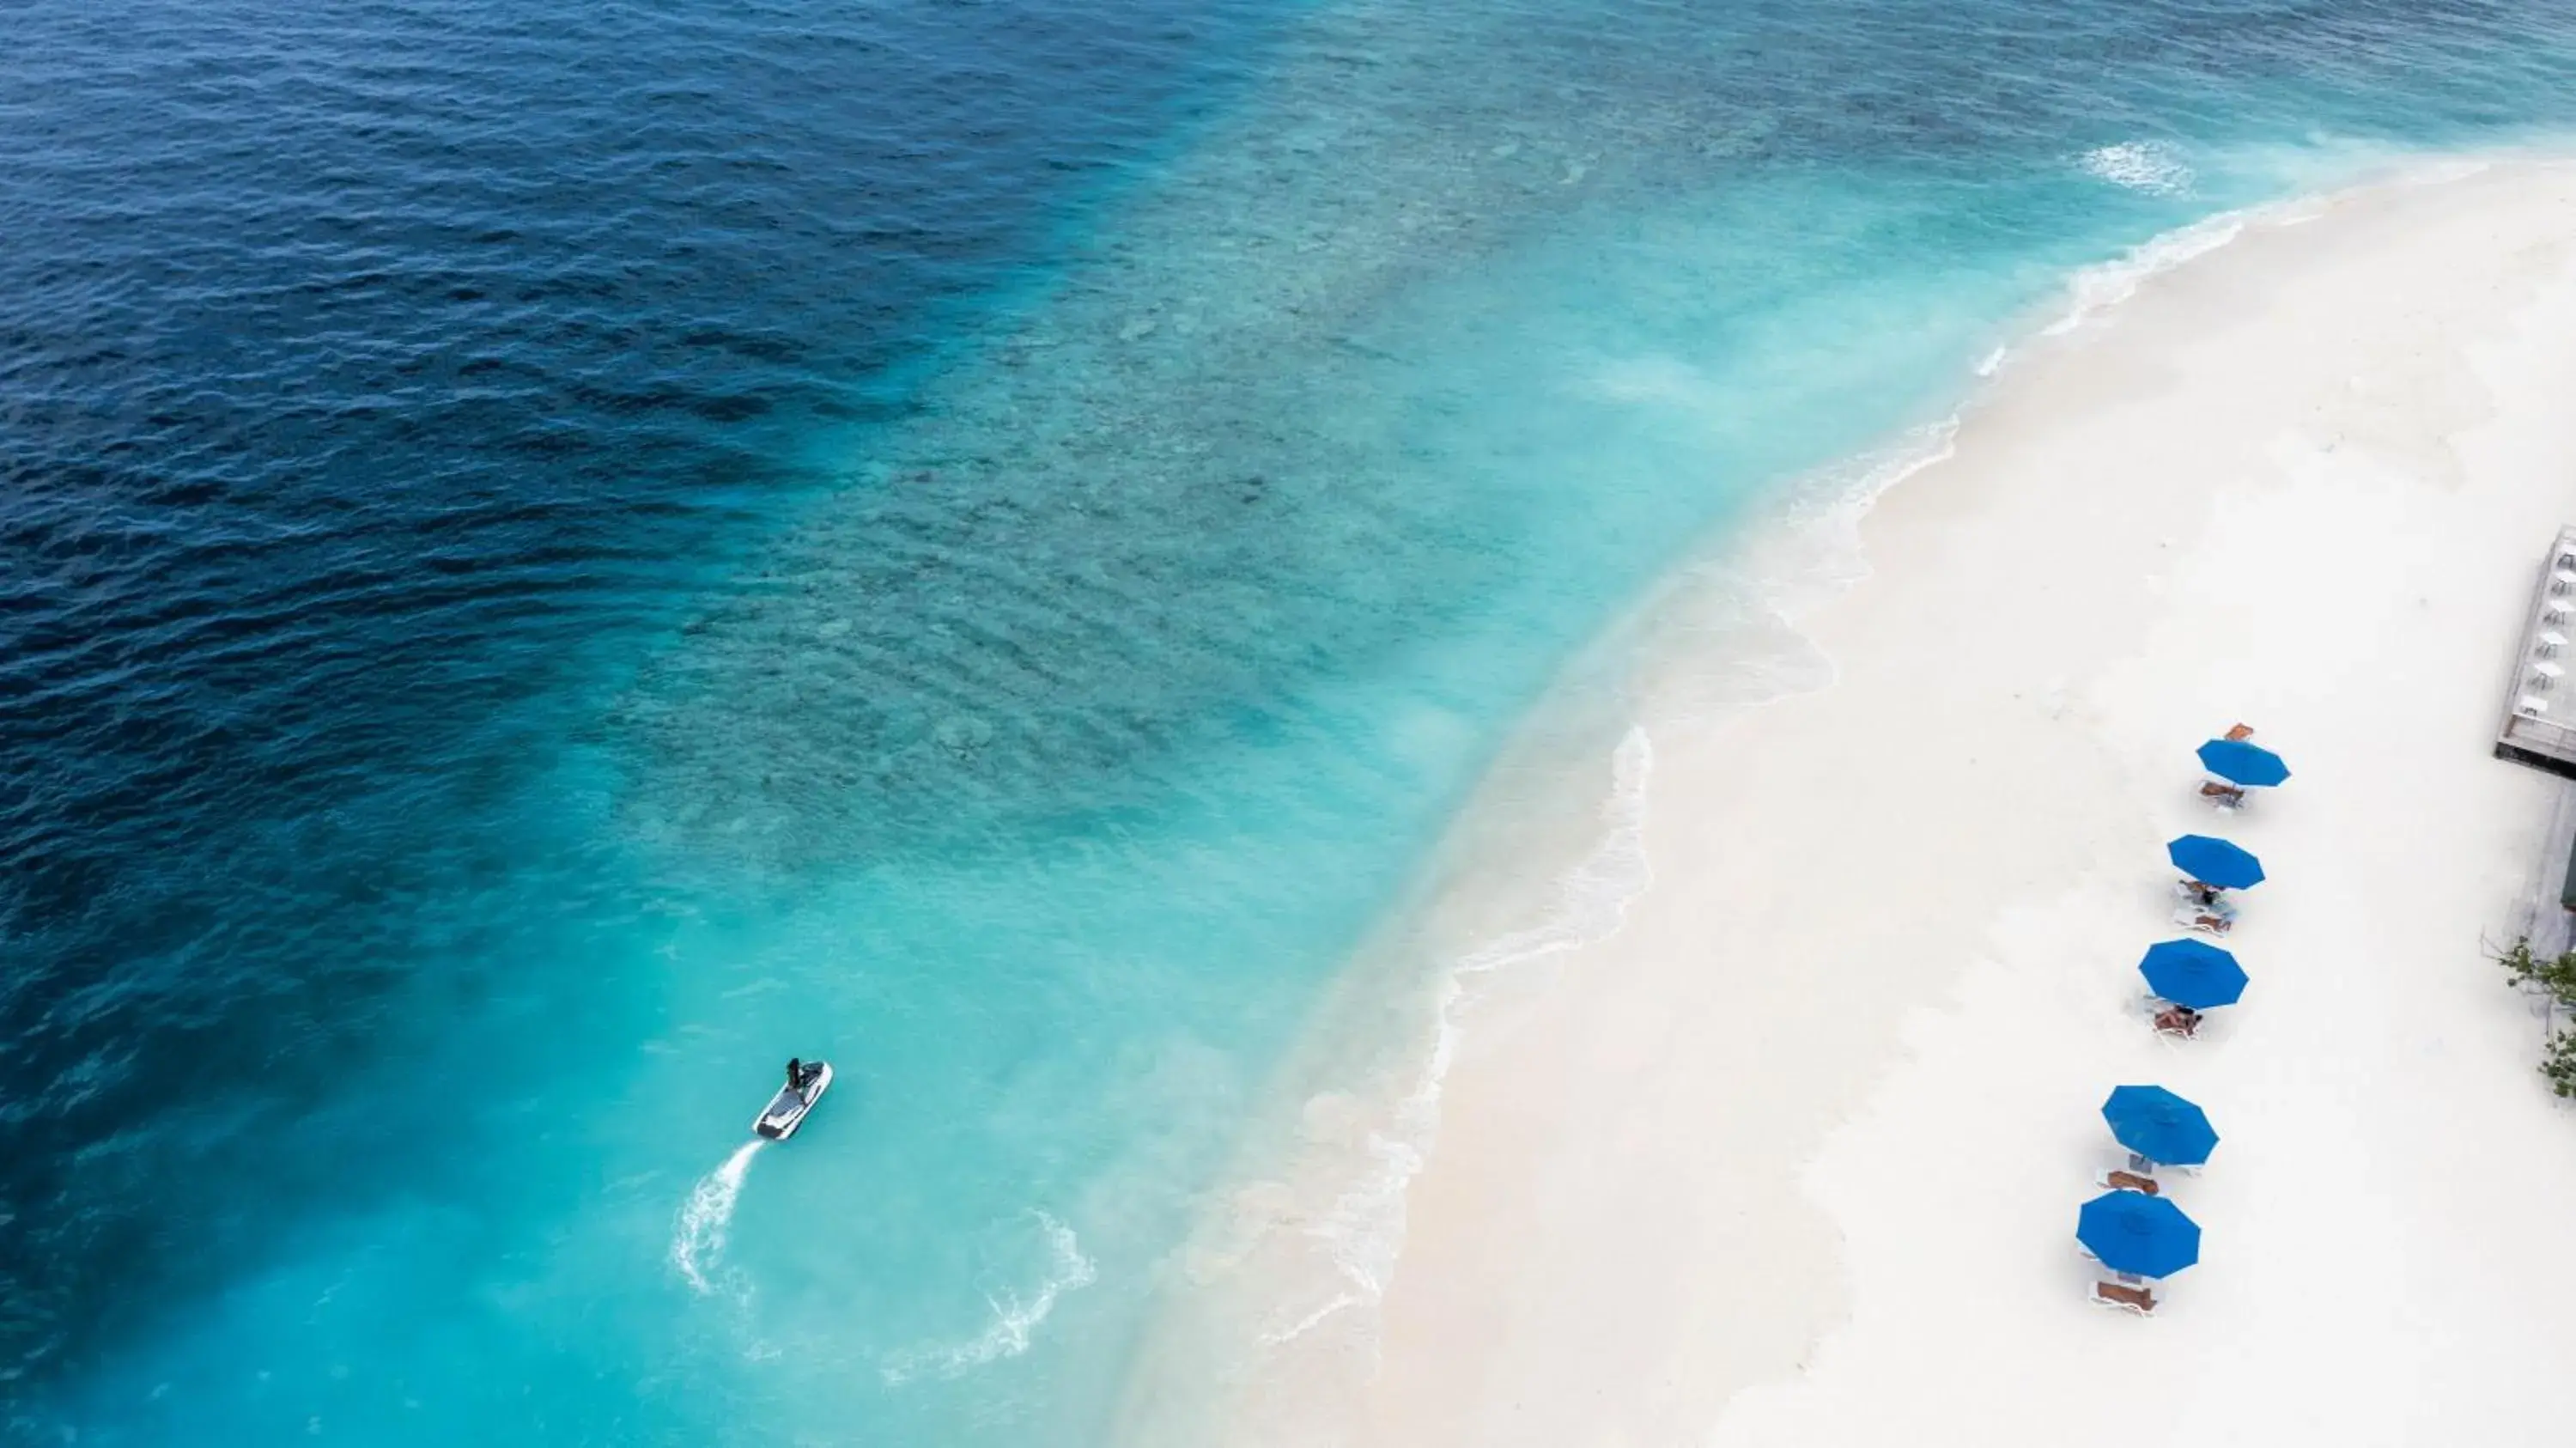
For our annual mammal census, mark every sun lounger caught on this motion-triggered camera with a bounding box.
[2172,909,2233,937]
[2093,1281,2158,1315]
[2198,781,2246,807]
[2097,1168,2160,1196]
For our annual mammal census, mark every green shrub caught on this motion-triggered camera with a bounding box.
[2495,935,2576,997]
[2547,1033,2576,1099]
[2493,934,2576,1099]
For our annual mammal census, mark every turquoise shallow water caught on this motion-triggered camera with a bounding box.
[10,0,2576,1443]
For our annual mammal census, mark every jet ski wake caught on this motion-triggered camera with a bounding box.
[672,1140,763,1295]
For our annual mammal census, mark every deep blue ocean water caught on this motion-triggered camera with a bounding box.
[7,1,2576,1443]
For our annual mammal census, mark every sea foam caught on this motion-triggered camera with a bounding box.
[879,1213,1098,1384]
[1261,724,1656,1348]
[2081,140,2195,196]
[2042,211,2248,337]
[671,1141,763,1297]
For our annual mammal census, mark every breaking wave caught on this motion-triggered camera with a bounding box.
[2042,211,2248,338]
[2081,140,2195,195]
[1265,724,1657,1347]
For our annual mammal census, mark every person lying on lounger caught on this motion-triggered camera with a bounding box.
[2180,879,2225,907]
[2199,781,2246,806]
[2154,1005,2202,1037]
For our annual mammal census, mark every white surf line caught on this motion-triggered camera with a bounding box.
[1266,724,1658,1348]
[671,1139,764,1295]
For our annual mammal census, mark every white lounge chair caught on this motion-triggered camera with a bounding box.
[2171,908,2233,937]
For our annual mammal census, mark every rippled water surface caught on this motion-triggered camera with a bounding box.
[7,0,2576,1442]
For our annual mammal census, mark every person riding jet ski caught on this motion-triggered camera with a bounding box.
[756,1056,834,1140]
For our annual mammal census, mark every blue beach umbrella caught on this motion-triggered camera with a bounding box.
[2100,1085,2220,1166]
[2167,834,2265,891]
[2197,738,2291,788]
[2077,1189,2202,1279]
[2139,938,2249,1009]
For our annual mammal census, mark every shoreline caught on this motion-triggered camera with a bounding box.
[1116,154,2576,1445]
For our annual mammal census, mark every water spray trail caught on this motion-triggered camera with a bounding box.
[671,1140,763,1295]
[879,1212,1098,1384]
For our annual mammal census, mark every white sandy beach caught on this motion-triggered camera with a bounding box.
[1123,158,2576,1445]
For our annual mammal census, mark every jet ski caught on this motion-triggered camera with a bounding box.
[755,1060,833,1141]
